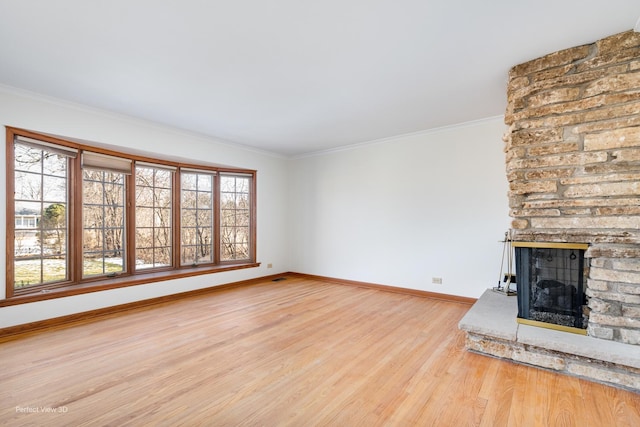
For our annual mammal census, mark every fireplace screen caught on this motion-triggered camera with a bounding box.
[514,242,588,333]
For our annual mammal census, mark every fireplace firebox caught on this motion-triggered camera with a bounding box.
[513,242,588,334]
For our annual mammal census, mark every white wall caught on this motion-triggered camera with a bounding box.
[0,86,291,328]
[288,118,511,298]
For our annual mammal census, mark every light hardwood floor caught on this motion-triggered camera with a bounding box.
[1,275,639,426]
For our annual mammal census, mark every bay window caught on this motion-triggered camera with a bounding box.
[6,127,257,299]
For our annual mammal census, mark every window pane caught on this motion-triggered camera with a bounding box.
[82,169,126,278]
[135,167,154,187]
[180,171,214,265]
[220,175,251,261]
[15,172,42,200]
[155,189,172,208]
[220,176,235,193]
[182,190,197,209]
[84,229,104,252]
[197,251,212,264]
[84,205,104,227]
[43,176,67,203]
[198,175,212,191]
[83,257,124,276]
[182,227,197,246]
[83,179,103,200]
[221,242,249,261]
[136,207,154,228]
[136,248,154,268]
[196,227,213,255]
[15,144,43,173]
[43,153,68,177]
[237,210,250,226]
[14,260,42,289]
[197,192,212,208]
[154,227,171,247]
[84,169,102,181]
[182,210,197,228]
[182,174,197,190]
[155,208,172,227]
[237,194,249,209]
[106,207,125,227]
[154,247,171,267]
[181,246,196,265]
[136,228,153,249]
[221,192,234,206]
[136,190,153,207]
[154,170,172,188]
[14,141,69,288]
[42,258,67,282]
[135,166,173,270]
[198,209,212,226]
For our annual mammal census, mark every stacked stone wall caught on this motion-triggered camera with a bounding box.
[504,30,640,345]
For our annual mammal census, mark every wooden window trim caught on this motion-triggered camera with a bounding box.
[0,262,261,307]
[5,126,258,302]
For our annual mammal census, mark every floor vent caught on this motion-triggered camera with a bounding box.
[272,277,287,282]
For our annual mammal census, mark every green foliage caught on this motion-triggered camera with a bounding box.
[40,203,67,255]
[43,203,65,227]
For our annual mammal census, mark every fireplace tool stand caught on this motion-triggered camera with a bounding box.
[494,231,517,296]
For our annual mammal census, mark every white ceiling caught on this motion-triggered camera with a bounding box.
[0,1,639,157]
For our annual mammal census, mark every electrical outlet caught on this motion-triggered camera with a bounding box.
[432,277,443,284]
[267,263,273,268]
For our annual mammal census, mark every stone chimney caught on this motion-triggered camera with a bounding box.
[504,30,640,345]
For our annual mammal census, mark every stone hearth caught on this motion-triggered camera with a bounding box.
[459,290,640,391]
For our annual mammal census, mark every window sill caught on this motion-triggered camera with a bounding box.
[0,262,261,307]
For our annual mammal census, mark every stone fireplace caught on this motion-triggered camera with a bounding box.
[459,29,640,391]
[505,29,640,345]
